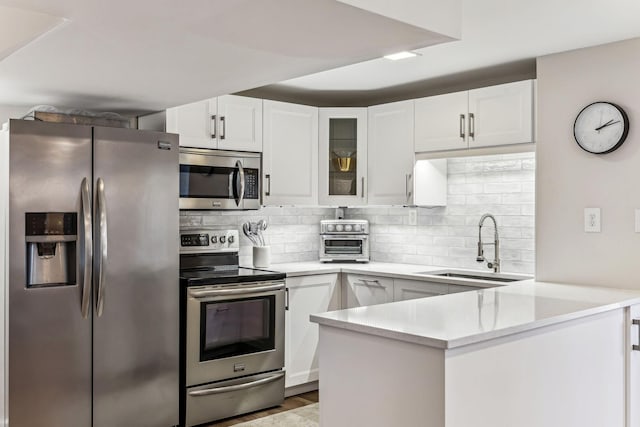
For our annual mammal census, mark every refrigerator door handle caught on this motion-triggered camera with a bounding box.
[80,177,93,319]
[95,177,108,317]
[235,160,245,207]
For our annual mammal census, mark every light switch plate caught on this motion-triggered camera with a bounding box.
[408,209,417,226]
[584,207,601,233]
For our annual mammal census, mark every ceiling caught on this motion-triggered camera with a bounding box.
[0,0,454,115]
[1,0,640,115]
[248,0,640,106]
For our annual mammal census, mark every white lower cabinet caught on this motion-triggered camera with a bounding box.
[343,274,394,308]
[393,279,448,301]
[448,284,483,294]
[284,274,340,389]
[629,304,640,426]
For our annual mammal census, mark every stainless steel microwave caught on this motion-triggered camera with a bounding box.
[179,148,261,210]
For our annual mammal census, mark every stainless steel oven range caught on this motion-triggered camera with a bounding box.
[320,219,370,262]
[179,229,286,427]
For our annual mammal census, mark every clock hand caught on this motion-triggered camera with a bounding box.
[594,120,620,131]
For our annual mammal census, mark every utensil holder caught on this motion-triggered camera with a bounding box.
[253,246,271,268]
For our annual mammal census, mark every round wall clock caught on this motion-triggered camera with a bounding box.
[573,101,629,154]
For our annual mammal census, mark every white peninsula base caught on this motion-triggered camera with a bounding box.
[314,285,640,427]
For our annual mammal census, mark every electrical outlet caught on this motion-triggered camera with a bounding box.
[408,209,417,226]
[584,207,601,233]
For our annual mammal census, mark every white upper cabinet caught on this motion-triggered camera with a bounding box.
[415,80,535,153]
[415,90,468,152]
[319,108,368,206]
[467,80,533,148]
[216,95,263,152]
[263,100,318,206]
[367,100,415,206]
[166,94,262,152]
[166,98,216,149]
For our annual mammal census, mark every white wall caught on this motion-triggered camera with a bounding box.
[536,37,640,288]
[0,106,27,126]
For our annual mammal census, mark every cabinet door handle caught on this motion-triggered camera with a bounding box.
[355,279,384,289]
[459,114,465,141]
[361,177,365,198]
[405,173,412,202]
[469,112,475,140]
[633,319,640,351]
[285,288,290,311]
[211,115,216,139]
[265,174,271,196]
[220,116,226,140]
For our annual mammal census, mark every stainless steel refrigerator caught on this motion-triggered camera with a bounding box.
[6,120,179,427]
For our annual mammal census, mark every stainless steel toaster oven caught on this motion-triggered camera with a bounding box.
[319,220,369,262]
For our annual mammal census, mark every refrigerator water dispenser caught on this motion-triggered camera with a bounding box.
[25,212,77,287]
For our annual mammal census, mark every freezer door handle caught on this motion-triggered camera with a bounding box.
[80,177,93,319]
[95,177,108,317]
[188,371,285,396]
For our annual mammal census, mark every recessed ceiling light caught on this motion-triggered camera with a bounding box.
[383,51,419,61]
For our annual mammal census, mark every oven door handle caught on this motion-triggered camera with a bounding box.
[188,371,285,397]
[189,283,285,298]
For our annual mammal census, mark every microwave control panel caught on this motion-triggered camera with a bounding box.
[244,169,259,200]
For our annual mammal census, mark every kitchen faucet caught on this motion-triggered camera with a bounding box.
[476,213,500,273]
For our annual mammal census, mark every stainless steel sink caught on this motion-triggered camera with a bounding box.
[416,269,532,283]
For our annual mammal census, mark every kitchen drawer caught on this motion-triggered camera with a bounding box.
[448,284,483,294]
[343,274,394,308]
[185,370,285,427]
[394,279,448,302]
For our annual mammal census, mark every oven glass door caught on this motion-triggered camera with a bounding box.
[200,295,275,361]
[324,238,364,255]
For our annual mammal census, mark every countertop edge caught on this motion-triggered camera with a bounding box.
[310,294,640,350]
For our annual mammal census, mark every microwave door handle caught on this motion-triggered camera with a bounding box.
[235,160,245,207]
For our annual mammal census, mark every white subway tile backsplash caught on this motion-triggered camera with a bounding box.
[482,159,522,172]
[180,152,535,274]
[483,182,522,194]
[346,152,535,274]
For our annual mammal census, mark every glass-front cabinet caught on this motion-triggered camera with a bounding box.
[319,108,368,205]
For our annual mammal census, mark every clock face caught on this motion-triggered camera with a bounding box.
[573,102,629,154]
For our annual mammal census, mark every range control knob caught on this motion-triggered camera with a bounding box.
[336,224,344,232]
[228,235,235,244]
[352,224,360,232]
[211,236,217,244]
[220,236,226,244]
[345,224,352,232]
[327,224,335,232]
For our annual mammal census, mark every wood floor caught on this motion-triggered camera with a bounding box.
[206,391,319,427]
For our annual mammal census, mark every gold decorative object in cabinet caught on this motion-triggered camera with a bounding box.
[329,118,357,196]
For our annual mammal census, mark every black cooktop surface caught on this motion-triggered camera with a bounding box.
[179,266,286,286]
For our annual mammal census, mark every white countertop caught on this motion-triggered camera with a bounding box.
[310,280,640,349]
[271,261,531,288]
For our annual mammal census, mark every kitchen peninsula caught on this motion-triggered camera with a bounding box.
[311,281,640,427]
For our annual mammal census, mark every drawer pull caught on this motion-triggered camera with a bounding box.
[633,319,640,351]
